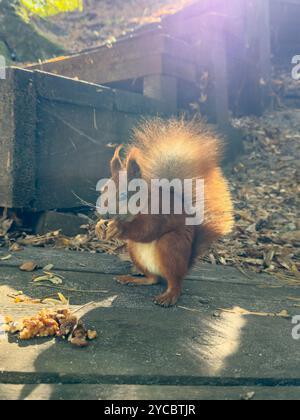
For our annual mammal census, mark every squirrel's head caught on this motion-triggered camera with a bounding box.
[100,145,143,221]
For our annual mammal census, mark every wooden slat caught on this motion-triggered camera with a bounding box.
[34,99,116,210]
[0,71,15,206]
[37,52,196,86]
[144,75,178,112]
[34,70,114,111]
[27,34,196,80]
[34,70,170,115]
[1,384,299,401]
[0,247,279,287]
[270,0,300,60]
[0,68,36,208]
[0,247,131,275]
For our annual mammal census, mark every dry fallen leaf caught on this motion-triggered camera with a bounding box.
[9,243,23,252]
[58,292,69,305]
[87,330,97,340]
[43,264,54,271]
[0,255,12,261]
[220,306,290,319]
[241,392,256,401]
[32,273,63,285]
[19,261,38,272]
[0,219,13,235]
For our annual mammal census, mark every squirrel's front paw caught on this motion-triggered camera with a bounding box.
[95,219,123,241]
[105,220,123,240]
[95,219,109,240]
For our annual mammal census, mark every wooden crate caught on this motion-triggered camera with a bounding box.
[0,67,169,211]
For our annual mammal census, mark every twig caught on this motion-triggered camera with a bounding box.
[288,297,300,302]
[178,305,203,314]
[32,284,109,294]
[72,301,96,315]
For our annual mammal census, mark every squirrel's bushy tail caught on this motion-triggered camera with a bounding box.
[129,118,222,182]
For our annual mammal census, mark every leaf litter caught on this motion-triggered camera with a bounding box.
[207,109,300,286]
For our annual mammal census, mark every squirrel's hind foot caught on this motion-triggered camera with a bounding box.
[153,288,181,308]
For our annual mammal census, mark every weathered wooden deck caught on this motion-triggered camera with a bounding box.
[0,247,300,400]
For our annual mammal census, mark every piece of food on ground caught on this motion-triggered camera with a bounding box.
[4,309,97,347]
[19,261,38,272]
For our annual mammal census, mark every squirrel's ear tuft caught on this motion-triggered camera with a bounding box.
[127,157,141,180]
[110,145,123,174]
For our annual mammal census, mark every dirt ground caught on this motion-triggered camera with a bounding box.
[39,0,194,53]
[214,109,300,284]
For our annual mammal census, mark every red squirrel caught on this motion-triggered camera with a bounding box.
[96,118,234,307]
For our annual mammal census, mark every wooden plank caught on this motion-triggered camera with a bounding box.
[33,100,151,210]
[114,89,170,115]
[0,247,279,287]
[33,33,196,68]
[163,12,232,126]
[0,70,15,207]
[162,3,237,42]
[34,70,114,111]
[1,384,299,400]
[26,34,196,80]
[161,54,196,83]
[247,0,272,114]
[0,265,299,382]
[34,99,117,210]
[0,247,132,275]
[144,75,178,113]
[270,0,300,60]
[0,68,36,208]
[210,35,230,127]
[35,70,170,115]
[194,16,230,127]
[43,52,196,86]
[225,0,272,115]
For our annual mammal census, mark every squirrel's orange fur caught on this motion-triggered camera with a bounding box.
[104,118,234,307]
